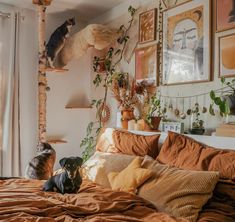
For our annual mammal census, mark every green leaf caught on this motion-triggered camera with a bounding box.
[221,77,225,84]
[93,74,102,87]
[210,90,215,100]
[119,25,124,31]
[219,101,230,115]
[214,97,222,105]
[86,122,94,135]
[209,104,215,116]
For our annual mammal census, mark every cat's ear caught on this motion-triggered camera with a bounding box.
[69,17,75,25]
[59,158,67,168]
[44,143,52,150]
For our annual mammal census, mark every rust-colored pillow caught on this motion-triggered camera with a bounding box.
[157,131,235,180]
[96,128,160,158]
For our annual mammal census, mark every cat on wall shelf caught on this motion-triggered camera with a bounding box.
[46,17,75,68]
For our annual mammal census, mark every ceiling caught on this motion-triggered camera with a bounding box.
[0,0,126,21]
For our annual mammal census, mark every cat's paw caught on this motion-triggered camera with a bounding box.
[47,57,55,68]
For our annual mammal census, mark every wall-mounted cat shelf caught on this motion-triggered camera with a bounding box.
[45,67,69,73]
[47,139,67,144]
[65,105,92,109]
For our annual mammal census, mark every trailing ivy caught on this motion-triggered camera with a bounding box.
[80,6,136,162]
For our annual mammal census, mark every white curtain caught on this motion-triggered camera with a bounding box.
[0,7,21,176]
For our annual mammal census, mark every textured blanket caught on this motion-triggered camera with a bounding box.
[0,178,187,222]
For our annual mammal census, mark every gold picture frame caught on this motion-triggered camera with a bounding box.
[135,44,159,86]
[162,0,212,85]
[219,33,235,78]
[139,8,157,44]
[216,0,235,32]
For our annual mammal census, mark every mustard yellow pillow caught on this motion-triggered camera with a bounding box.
[108,157,153,193]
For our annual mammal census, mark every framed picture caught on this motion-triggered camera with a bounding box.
[135,44,158,85]
[216,0,235,32]
[219,33,235,77]
[162,0,212,85]
[139,8,157,44]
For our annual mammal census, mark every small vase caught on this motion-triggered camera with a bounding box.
[121,109,135,130]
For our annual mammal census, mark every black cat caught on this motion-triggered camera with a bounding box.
[46,18,75,68]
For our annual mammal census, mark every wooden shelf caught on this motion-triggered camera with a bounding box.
[45,67,69,73]
[47,139,67,144]
[65,105,92,109]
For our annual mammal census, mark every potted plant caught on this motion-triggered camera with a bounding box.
[190,103,205,135]
[210,77,235,120]
[111,72,138,129]
[145,95,166,130]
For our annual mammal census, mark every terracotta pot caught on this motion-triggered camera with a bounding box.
[121,109,135,130]
[144,116,161,131]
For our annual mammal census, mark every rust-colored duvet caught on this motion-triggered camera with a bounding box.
[0,178,187,222]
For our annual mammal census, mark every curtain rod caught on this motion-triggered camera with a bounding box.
[0,11,11,18]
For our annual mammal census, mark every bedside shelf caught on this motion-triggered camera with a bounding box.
[45,67,69,73]
[65,105,92,109]
[47,139,67,144]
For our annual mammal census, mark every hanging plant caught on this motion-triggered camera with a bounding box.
[80,6,136,161]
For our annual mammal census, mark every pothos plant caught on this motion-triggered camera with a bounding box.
[210,77,235,117]
[80,6,136,161]
[145,95,166,127]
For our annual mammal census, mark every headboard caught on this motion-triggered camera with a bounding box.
[129,130,235,151]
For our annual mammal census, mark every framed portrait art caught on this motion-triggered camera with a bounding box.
[216,0,235,32]
[162,0,212,85]
[219,33,235,77]
[139,8,157,44]
[135,44,158,86]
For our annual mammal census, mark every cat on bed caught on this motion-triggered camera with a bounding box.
[46,17,75,68]
[25,142,56,180]
[43,156,83,194]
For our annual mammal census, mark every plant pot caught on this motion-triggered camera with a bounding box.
[226,95,235,115]
[144,116,161,131]
[121,109,135,130]
[189,128,205,135]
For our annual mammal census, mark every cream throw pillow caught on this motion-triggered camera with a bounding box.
[108,157,153,193]
[139,156,219,222]
[82,151,138,188]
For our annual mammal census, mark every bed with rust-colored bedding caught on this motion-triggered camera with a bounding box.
[0,178,186,222]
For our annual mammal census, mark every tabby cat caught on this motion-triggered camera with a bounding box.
[46,17,75,68]
[25,143,56,180]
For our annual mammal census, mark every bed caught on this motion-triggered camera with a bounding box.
[0,129,234,222]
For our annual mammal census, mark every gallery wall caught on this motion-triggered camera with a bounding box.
[89,0,235,134]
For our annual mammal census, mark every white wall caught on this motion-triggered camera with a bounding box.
[46,13,92,169]
[89,0,235,135]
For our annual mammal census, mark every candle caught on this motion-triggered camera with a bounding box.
[136,119,145,131]
[128,120,135,130]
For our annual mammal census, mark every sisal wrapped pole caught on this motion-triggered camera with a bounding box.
[33,0,52,143]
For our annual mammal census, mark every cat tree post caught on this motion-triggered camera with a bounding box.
[33,0,52,143]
